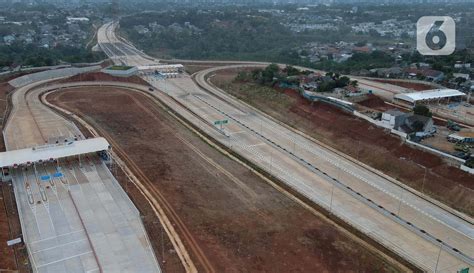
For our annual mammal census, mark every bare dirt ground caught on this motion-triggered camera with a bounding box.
[0,78,32,272]
[184,65,220,75]
[48,87,408,273]
[211,68,474,216]
[420,127,458,154]
[358,94,395,112]
[0,82,14,151]
[0,183,16,271]
[56,71,150,85]
[0,182,31,273]
[370,79,436,91]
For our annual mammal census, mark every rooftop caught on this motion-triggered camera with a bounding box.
[0,137,110,168]
[394,89,465,103]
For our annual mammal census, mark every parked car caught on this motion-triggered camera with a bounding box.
[447,120,461,131]
[453,151,471,160]
[454,143,470,153]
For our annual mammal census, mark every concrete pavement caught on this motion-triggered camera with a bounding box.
[3,75,160,273]
[97,22,474,272]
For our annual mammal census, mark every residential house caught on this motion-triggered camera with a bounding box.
[454,63,471,69]
[3,35,15,45]
[404,67,445,82]
[370,67,403,78]
[400,114,435,134]
[352,45,372,54]
[382,110,435,134]
[381,109,406,129]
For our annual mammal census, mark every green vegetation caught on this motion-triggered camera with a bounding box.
[317,72,354,93]
[0,43,104,68]
[401,49,473,75]
[236,64,353,93]
[107,65,134,71]
[465,158,474,169]
[236,64,309,87]
[120,10,308,62]
[413,105,432,117]
[314,51,395,74]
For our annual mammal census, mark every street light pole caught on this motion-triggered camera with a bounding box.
[329,185,335,213]
[337,158,342,181]
[397,191,404,216]
[357,140,361,160]
[434,243,443,273]
[421,167,427,193]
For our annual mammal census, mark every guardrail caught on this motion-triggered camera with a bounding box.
[198,93,474,266]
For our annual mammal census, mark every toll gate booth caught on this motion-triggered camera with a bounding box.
[0,137,111,175]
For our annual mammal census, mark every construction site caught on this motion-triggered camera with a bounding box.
[0,19,472,273]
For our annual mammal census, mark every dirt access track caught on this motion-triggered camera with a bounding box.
[47,86,410,273]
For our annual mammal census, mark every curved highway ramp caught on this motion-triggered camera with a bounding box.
[2,72,160,273]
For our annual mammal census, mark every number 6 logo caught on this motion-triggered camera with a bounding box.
[417,16,455,56]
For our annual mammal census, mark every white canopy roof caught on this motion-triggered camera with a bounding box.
[395,89,465,103]
[137,64,184,71]
[0,137,110,168]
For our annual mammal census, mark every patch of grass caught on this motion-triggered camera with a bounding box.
[107,65,134,71]
[223,81,295,111]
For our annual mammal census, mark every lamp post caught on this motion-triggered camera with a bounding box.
[434,242,443,273]
[397,190,405,216]
[329,185,335,213]
[421,166,427,193]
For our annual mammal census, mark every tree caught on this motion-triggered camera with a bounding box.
[235,71,249,81]
[455,77,466,87]
[465,158,474,168]
[260,64,280,86]
[413,105,432,117]
[355,40,367,47]
[335,76,350,88]
[251,68,262,81]
[285,65,300,76]
[368,29,381,38]
[412,120,425,132]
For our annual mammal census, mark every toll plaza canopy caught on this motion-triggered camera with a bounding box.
[394,89,465,104]
[0,137,110,168]
[137,64,184,72]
